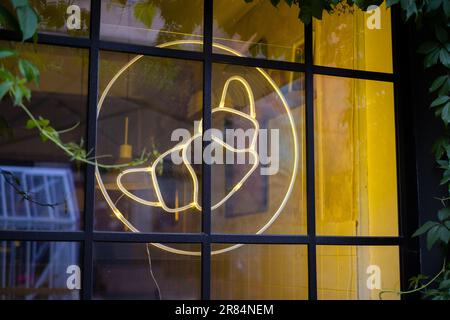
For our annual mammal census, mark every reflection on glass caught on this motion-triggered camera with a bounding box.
[212,244,308,299]
[211,62,305,235]
[0,41,88,231]
[0,241,80,300]
[313,2,393,73]
[93,242,200,299]
[314,75,397,236]
[30,0,90,37]
[317,246,400,300]
[213,0,305,62]
[95,49,203,233]
[100,0,203,50]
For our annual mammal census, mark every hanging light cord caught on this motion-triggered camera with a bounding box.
[146,243,162,300]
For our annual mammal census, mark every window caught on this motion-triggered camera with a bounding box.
[0,1,405,300]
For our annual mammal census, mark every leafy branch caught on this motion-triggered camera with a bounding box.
[402,0,450,300]
[0,0,158,209]
[0,49,151,170]
[379,258,449,299]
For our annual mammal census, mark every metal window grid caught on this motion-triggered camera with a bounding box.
[0,1,420,300]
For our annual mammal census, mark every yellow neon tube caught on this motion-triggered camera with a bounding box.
[96,40,299,256]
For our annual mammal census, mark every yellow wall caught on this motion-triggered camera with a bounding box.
[313,4,399,299]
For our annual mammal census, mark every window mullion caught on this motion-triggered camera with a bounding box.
[82,0,101,301]
[201,0,213,300]
[305,22,317,301]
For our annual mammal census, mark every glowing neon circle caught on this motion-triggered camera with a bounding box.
[96,40,299,256]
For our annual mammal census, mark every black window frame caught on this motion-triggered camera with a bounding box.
[0,1,420,300]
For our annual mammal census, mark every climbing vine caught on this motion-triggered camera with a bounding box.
[0,1,152,170]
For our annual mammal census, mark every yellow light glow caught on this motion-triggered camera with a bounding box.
[96,40,299,256]
[117,76,259,213]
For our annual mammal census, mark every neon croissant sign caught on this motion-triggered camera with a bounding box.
[96,41,299,256]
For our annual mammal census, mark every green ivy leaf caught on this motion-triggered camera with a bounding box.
[438,207,450,221]
[26,116,52,141]
[408,274,428,289]
[386,0,401,8]
[424,48,441,68]
[413,221,440,237]
[26,118,50,131]
[441,102,450,123]
[35,116,50,128]
[0,67,14,81]
[18,59,39,84]
[439,78,450,96]
[405,0,418,21]
[435,106,442,117]
[12,83,24,105]
[444,144,450,161]
[439,227,450,244]
[41,126,58,142]
[430,75,448,92]
[25,118,36,129]
[438,279,450,290]
[427,0,443,12]
[0,80,12,100]
[0,49,17,59]
[441,167,450,184]
[443,0,450,17]
[436,159,449,168]
[10,0,29,8]
[427,225,441,250]
[15,5,39,41]
[439,48,450,68]
[433,137,449,159]
[431,95,450,108]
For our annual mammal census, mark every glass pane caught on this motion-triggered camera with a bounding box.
[211,63,305,235]
[313,3,392,73]
[314,75,397,236]
[317,246,400,300]
[95,50,203,233]
[0,41,88,231]
[0,241,81,300]
[31,0,90,37]
[100,0,203,51]
[212,244,308,299]
[93,242,200,299]
[213,0,305,62]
